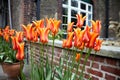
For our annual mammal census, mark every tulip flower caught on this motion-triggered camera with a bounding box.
[49,19,61,36]
[82,25,91,43]
[91,20,101,35]
[78,42,85,50]
[32,31,38,42]
[74,28,85,48]
[9,29,15,36]
[3,34,9,42]
[16,42,25,61]
[16,31,24,42]
[32,19,44,28]
[0,29,2,36]
[76,14,86,28]
[94,39,103,51]
[22,24,35,41]
[37,27,50,44]
[75,53,81,62]
[11,36,19,50]
[62,32,73,48]
[87,32,99,48]
[67,22,74,32]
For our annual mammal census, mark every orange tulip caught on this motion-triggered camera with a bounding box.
[67,22,74,32]
[94,39,103,51]
[62,32,73,48]
[87,32,99,48]
[16,42,25,61]
[11,36,19,50]
[3,34,9,42]
[49,19,61,36]
[78,42,85,50]
[74,28,85,48]
[0,29,3,36]
[83,25,91,43]
[32,31,38,42]
[62,39,67,48]
[37,27,49,44]
[22,24,34,41]
[91,20,101,35]
[9,29,15,36]
[46,18,52,29]
[16,31,24,42]
[75,53,81,62]
[32,19,44,28]
[76,14,86,28]
[4,26,10,33]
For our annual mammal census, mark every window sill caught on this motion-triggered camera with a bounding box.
[48,40,120,59]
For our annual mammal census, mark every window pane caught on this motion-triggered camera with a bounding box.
[63,8,68,15]
[81,3,86,10]
[71,17,77,25]
[88,14,91,20]
[80,12,86,17]
[63,0,68,4]
[62,25,67,31]
[88,21,91,26]
[62,16,68,24]
[71,0,78,7]
[88,6,91,11]
[71,9,77,17]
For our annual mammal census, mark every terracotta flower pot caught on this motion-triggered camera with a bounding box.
[1,61,24,79]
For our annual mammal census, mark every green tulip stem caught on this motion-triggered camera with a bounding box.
[79,48,92,79]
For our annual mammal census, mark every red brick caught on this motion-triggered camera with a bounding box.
[89,56,104,63]
[91,76,99,80]
[105,73,116,80]
[101,65,120,76]
[87,68,103,77]
[80,59,90,66]
[84,73,90,79]
[92,62,99,69]
[105,58,117,66]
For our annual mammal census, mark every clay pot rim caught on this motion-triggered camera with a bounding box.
[1,61,24,65]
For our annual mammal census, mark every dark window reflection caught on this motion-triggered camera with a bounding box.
[63,8,68,15]
[62,16,68,24]
[71,18,77,25]
[81,3,86,10]
[71,9,77,17]
[63,0,68,4]
[71,0,78,7]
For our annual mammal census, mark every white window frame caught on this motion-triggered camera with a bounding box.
[62,0,93,30]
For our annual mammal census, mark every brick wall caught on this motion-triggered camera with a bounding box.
[23,0,36,25]
[26,42,120,80]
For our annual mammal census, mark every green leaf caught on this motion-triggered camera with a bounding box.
[4,57,13,63]
[46,70,52,80]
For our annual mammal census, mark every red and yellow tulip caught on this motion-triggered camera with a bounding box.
[75,53,81,62]
[22,24,35,41]
[67,22,74,32]
[91,20,101,35]
[16,42,25,61]
[62,32,73,48]
[94,39,103,51]
[37,27,50,44]
[76,14,86,28]
[49,19,61,36]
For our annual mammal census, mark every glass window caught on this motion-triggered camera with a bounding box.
[63,8,68,15]
[81,3,86,10]
[71,9,77,17]
[63,0,68,4]
[71,0,78,7]
[62,0,93,34]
